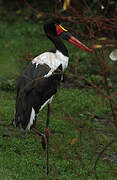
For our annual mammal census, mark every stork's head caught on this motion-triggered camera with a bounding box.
[44,19,93,53]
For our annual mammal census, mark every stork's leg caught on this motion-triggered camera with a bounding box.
[32,114,46,149]
[46,103,50,176]
[32,126,45,137]
[46,103,50,136]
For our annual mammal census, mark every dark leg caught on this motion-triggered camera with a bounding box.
[46,104,50,176]
[32,127,45,137]
[32,115,46,149]
[32,127,46,149]
[46,104,50,132]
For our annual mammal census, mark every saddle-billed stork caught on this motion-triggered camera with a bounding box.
[13,19,92,174]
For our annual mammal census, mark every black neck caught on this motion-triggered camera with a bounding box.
[47,35,69,57]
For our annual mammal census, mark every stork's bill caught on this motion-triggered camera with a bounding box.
[56,24,93,53]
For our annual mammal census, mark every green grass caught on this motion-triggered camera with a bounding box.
[0,11,117,180]
[0,89,117,180]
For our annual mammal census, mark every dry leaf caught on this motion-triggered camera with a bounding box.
[98,37,107,41]
[93,44,102,49]
[102,134,109,141]
[70,138,78,145]
[36,13,43,19]
[16,10,21,15]
[63,0,70,11]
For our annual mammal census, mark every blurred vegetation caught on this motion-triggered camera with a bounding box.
[0,0,117,179]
